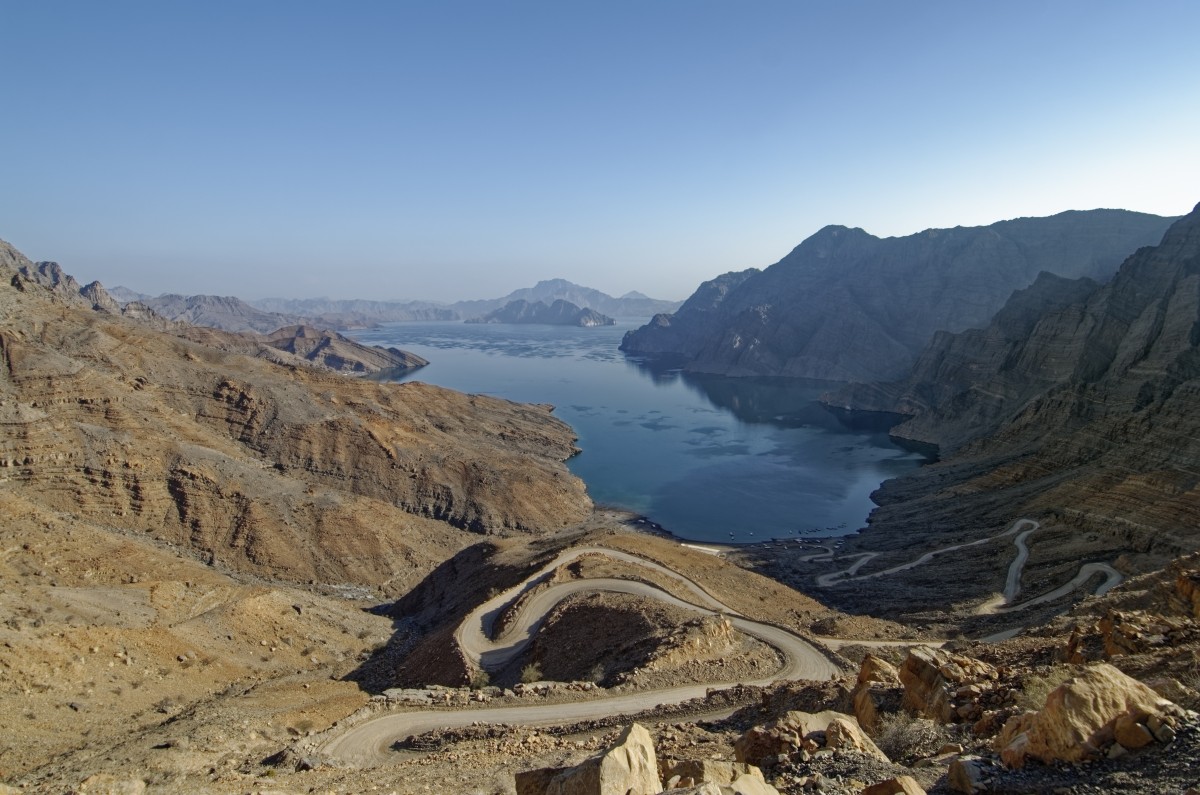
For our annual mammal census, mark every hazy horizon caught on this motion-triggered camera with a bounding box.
[3,1,1198,301]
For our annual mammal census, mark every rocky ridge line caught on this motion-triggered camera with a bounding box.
[621,210,1175,382]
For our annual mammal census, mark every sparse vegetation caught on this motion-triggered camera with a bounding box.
[521,663,543,684]
[1015,666,1078,711]
[469,670,491,690]
[874,713,953,763]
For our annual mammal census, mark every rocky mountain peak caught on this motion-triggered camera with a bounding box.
[622,209,1178,381]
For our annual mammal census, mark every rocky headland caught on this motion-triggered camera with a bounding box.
[466,298,616,327]
[621,210,1175,382]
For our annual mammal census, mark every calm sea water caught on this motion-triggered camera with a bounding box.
[349,320,926,543]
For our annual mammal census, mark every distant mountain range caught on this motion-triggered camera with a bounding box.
[621,210,1177,382]
[112,278,680,332]
[465,299,615,327]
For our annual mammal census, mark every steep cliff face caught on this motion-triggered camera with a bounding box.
[620,268,758,358]
[824,271,1103,451]
[807,204,1200,615]
[0,238,591,595]
[831,204,1200,457]
[621,210,1176,381]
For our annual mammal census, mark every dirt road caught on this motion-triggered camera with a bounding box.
[324,546,840,766]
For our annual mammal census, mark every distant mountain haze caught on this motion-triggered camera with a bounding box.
[254,278,680,323]
[621,210,1178,382]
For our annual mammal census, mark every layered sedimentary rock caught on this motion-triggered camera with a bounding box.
[621,210,1175,381]
[0,238,591,595]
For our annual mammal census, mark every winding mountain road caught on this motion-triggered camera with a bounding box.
[813,518,1124,615]
[323,546,841,766]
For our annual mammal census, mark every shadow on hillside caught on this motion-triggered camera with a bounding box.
[341,540,539,694]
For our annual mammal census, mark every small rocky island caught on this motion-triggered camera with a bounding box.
[466,298,615,327]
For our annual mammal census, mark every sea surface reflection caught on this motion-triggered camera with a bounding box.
[349,320,927,543]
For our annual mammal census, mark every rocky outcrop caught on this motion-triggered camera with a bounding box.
[175,323,427,376]
[662,760,766,790]
[899,647,997,724]
[261,325,427,374]
[734,710,888,766]
[851,654,903,734]
[517,723,660,795]
[995,663,1189,767]
[466,299,615,327]
[861,777,926,795]
[622,210,1175,381]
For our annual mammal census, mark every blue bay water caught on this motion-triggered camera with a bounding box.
[349,320,926,543]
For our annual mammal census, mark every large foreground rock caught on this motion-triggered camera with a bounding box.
[852,654,903,734]
[735,710,888,766]
[900,647,996,723]
[860,776,926,795]
[997,663,1188,766]
[518,723,660,795]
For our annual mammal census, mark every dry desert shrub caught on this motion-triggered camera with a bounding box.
[874,713,952,763]
[1014,666,1078,711]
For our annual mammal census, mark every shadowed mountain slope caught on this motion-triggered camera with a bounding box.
[621,210,1176,382]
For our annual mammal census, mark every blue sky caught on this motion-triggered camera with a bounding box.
[2,1,1198,301]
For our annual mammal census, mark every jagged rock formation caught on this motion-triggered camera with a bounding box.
[466,299,615,327]
[829,203,1200,457]
[621,210,1176,381]
[517,723,661,795]
[0,237,591,594]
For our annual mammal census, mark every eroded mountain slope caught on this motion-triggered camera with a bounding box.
[0,238,591,594]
